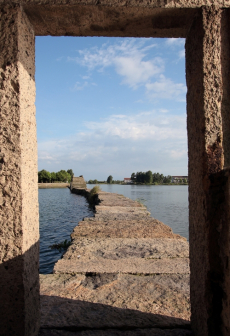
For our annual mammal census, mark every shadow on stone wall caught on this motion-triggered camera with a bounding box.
[39,295,192,335]
[0,242,40,336]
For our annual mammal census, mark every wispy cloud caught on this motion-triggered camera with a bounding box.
[145,75,187,101]
[38,111,187,178]
[73,81,89,90]
[69,39,163,89]
[72,81,97,91]
[68,39,186,99]
[84,112,186,141]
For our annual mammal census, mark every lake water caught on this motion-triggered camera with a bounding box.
[87,184,189,240]
[39,188,94,274]
[39,185,189,274]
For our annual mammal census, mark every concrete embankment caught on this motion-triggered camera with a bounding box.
[39,188,191,336]
[38,183,70,189]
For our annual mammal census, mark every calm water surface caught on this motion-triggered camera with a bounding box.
[39,188,94,274]
[87,184,189,240]
[39,185,188,274]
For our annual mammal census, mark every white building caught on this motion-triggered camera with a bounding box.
[171,176,188,183]
[124,178,132,183]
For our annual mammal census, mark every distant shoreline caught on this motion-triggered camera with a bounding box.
[38,183,70,189]
[87,183,188,186]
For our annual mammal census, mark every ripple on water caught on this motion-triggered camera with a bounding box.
[39,188,94,274]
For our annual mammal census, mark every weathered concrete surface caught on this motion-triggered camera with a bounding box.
[40,273,190,326]
[73,219,186,239]
[57,237,188,260]
[97,193,143,207]
[40,272,190,319]
[54,257,189,275]
[96,205,148,213]
[93,212,151,221]
[0,5,40,336]
[71,176,87,190]
[41,189,190,334]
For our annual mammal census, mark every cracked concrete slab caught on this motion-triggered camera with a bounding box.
[73,220,186,239]
[54,257,189,275]
[40,272,190,328]
[62,238,189,260]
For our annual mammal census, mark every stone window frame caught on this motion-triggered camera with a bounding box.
[1,3,230,336]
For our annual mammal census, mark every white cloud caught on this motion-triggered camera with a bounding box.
[73,81,89,90]
[68,39,186,101]
[69,39,163,89]
[114,56,163,89]
[145,75,187,101]
[84,112,186,141]
[165,38,185,47]
[72,81,97,91]
[38,111,187,179]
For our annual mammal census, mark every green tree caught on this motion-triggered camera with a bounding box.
[67,169,74,180]
[145,170,153,184]
[163,175,172,184]
[136,172,144,183]
[56,170,71,183]
[107,175,113,184]
[152,172,164,184]
[131,173,136,182]
[38,169,51,183]
[50,172,56,183]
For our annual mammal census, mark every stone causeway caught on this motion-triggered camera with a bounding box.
[39,188,191,335]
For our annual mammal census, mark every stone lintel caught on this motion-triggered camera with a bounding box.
[23,5,198,38]
[0,0,230,8]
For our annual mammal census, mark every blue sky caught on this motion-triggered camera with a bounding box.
[35,36,187,180]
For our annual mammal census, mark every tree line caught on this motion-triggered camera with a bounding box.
[87,176,122,184]
[131,171,172,184]
[38,169,74,183]
[87,172,187,185]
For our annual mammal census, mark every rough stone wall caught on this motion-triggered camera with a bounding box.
[0,1,229,39]
[186,6,230,336]
[220,10,230,168]
[0,5,40,336]
[0,0,230,8]
[0,1,229,336]
[24,6,198,38]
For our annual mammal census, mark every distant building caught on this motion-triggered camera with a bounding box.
[124,178,133,183]
[171,176,188,183]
